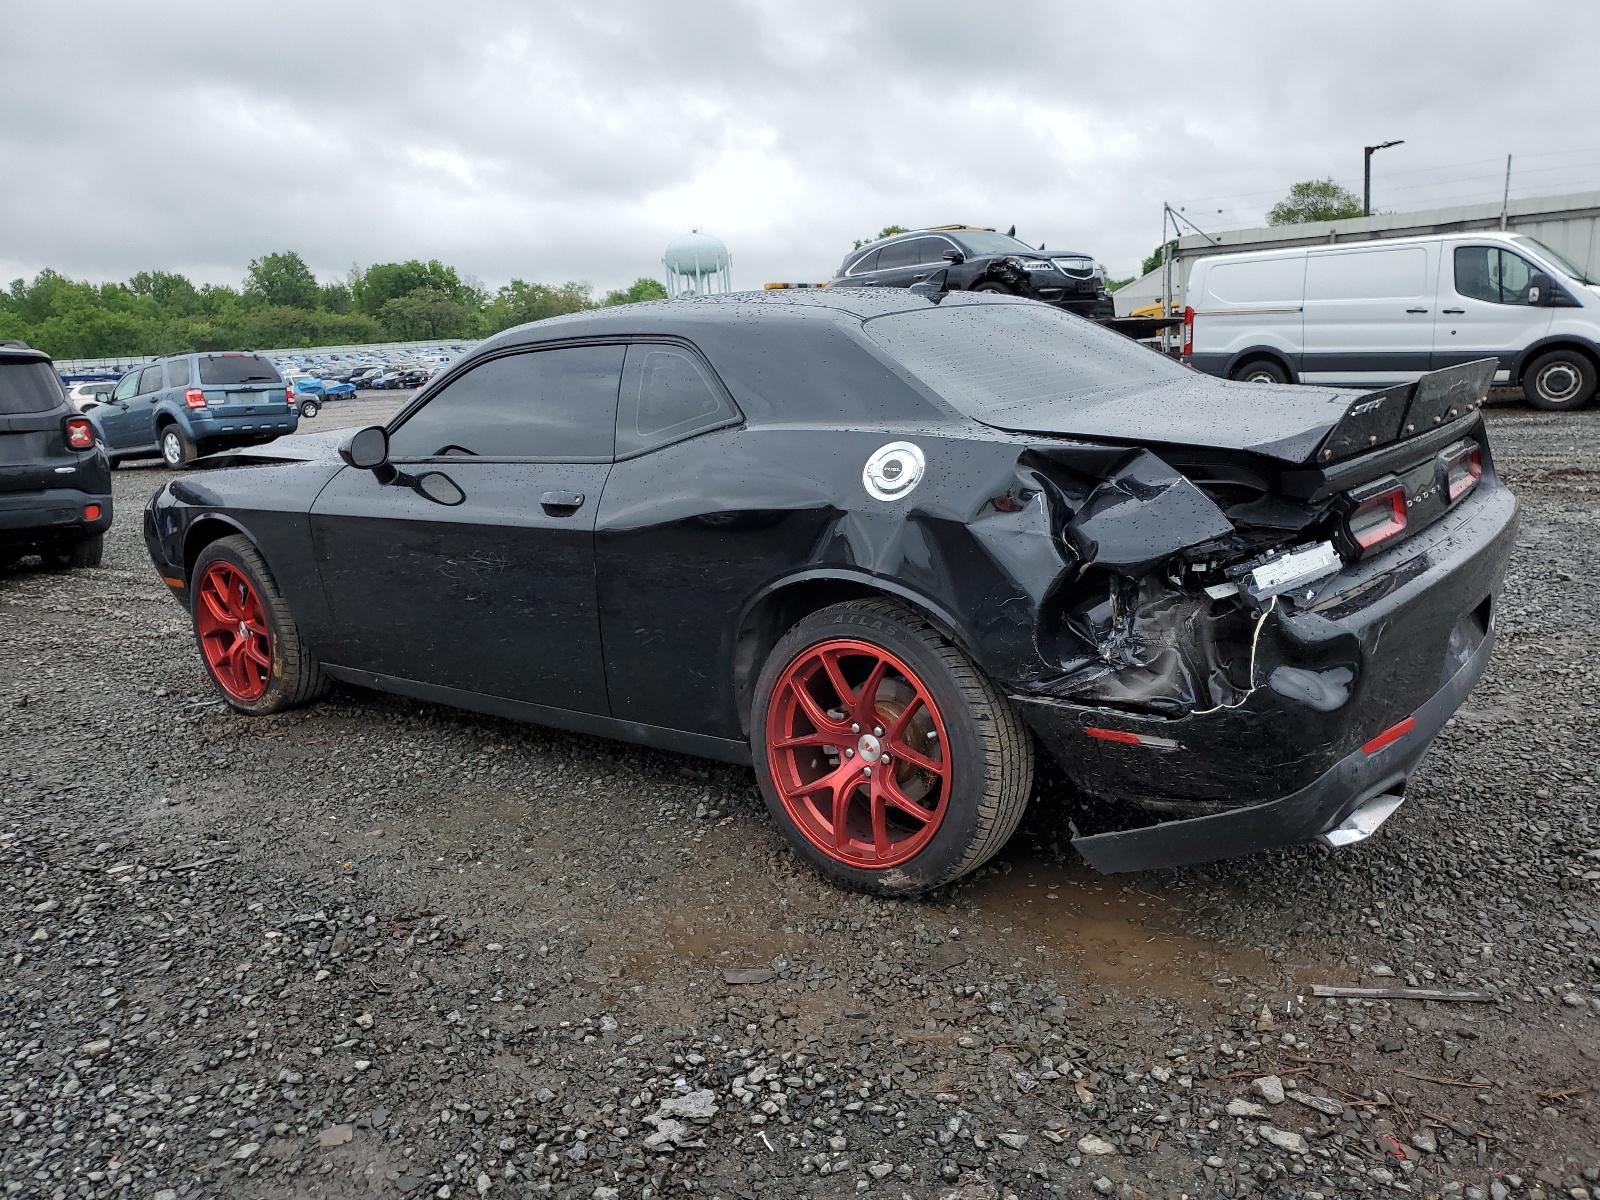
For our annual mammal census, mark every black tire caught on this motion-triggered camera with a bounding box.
[44,533,104,571]
[160,425,197,469]
[1232,358,1290,384]
[299,399,320,419]
[751,599,1033,896]
[1522,349,1597,412]
[972,281,1013,295]
[190,535,329,715]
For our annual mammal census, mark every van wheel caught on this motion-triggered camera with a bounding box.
[752,599,1033,896]
[1233,358,1290,384]
[160,426,197,468]
[1523,349,1597,411]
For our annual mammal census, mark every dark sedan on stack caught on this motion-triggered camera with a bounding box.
[830,226,1115,319]
[143,289,1513,893]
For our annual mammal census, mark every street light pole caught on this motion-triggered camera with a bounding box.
[1363,140,1404,216]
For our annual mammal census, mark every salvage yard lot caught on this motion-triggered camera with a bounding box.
[1,405,1597,1199]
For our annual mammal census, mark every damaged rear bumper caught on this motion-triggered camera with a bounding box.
[1010,478,1516,873]
[1061,625,1491,872]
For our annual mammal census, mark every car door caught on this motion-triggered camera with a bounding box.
[96,370,142,446]
[870,237,928,290]
[1434,244,1556,381]
[310,342,623,714]
[105,362,166,450]
[1300,243,1437,385]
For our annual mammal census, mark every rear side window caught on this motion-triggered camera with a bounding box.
[1305,247,1429,301]
[876,240,919,270]
[0,360,64,415]
[616,344,738,457]
[847,249,880,276]
[168,358,191,387]
[1454,246,1541,305]
[388,344,624,460]
[198,354,281,384]
[137,364,166,394]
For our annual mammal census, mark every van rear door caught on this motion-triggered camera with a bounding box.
[1301,243,1437,386]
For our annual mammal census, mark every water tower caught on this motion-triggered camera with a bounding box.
[663,230,732,298]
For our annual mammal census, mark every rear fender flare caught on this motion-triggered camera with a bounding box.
[1225,346,1297,381]
[731,569,980,737]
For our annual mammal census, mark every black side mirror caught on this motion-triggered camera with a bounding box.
[942,248,965,264]
[1528,273,1554,305]
[341,425,390,470]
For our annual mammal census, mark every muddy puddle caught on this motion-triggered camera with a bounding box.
[955,858,1279,1002]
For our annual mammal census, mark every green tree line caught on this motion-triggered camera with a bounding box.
[0,251,668,359]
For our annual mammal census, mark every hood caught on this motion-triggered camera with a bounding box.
[192,428,349,469]
[977,375,1353,464]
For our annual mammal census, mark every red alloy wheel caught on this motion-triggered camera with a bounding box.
[765,638,951,869]
[193,561,272,702]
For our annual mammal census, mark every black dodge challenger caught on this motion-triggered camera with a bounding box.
[143,289,1515,894]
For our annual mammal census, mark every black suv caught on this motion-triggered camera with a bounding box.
[0,342,112,569]
[830,226,1114,318]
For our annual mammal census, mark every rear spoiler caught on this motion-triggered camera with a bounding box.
[1314,359,1496,465]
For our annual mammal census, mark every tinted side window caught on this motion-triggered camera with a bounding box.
[112,371,139,402]
[388,344,624,460]
[1454,246,1541,305]
[137,364,165,394]
[168,358,191,387]
[876,240,919,270]
[847,249,880,276]
[919,238,958,264]
[616,344,739,457]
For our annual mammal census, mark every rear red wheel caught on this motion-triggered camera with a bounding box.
[766,638,951,869]
[753,600,1034,895]
[193,561,272,701]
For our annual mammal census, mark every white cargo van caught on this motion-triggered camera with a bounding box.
[1182,231,1600,410]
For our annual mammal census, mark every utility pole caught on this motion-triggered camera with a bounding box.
[1500,154,1513,230]
[1363,140,1404,216]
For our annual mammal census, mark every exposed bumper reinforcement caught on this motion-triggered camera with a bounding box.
[1070,626,1493,873]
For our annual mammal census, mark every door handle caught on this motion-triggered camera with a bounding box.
[1442,308,1465,314]
[540,490,585,516]
[1406,308,1428,314]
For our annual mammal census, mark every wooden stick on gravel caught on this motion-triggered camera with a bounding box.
[1310,984,1496,1002]
[1395,1069,1486,1089]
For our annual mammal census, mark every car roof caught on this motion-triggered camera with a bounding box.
[0,341,51,364]
[486,287,1019,351]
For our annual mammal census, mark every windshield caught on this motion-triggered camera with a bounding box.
[0,359,64,415]
[864,300,1190,416]
[1512,236,1597,285]
[197,354,282,385]
[948,231,1043,257]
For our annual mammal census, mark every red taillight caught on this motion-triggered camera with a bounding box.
[84,504,101,521]
[184,388,207,409]
[1348,483,1407,550]
[1443,443,1482,502]
[65,417,94,449]
[1362,716,1415,756]
[1182,306,1194,356]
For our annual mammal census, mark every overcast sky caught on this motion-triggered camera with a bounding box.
[5,1,1599,296]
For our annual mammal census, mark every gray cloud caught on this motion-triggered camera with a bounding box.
[5,1,1598,294]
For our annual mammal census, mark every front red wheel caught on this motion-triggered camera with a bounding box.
[753,600,1034,895]
[194,561,272,701]
[766,639,952,869]
[188,535,328,715]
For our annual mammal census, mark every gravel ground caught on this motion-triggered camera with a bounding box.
[1,402,1596,1200]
